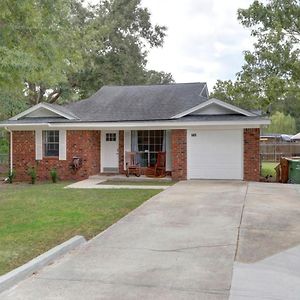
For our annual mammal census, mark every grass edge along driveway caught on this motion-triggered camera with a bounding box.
[0,182,161,275]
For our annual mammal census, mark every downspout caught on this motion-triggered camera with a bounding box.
[4,127,13,174]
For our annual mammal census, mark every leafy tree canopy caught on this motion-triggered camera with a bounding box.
[0,0,82,106]
[264,111,297,134]
[0,0,173,118]
[68,0,172,99]
[211,0,300,131]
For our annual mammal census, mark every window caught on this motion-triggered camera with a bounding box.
[106,133,116,141]
[43,131,59,157]
[131,130,165,167]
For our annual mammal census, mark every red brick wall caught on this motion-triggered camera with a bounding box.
[171,129,187,180]
[11,128,260,182]
[12,130,100,182]
[244,128,260,181]
[118,130,125,174]
[12,131,35,181]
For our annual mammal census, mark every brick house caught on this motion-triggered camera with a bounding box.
[0,83,269,181]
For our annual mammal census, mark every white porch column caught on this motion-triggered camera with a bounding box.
[124,130,131,170]
[165,130,172,171]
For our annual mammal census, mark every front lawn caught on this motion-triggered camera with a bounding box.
[0,182,160,275]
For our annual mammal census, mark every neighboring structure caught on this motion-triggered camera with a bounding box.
[292,132,300,140]
[0,83,269,181]
[260,133,300,162]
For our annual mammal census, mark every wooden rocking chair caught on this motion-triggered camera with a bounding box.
[125,152,141,177]
[154,152,166,177]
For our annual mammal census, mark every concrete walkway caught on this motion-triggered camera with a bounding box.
[1,181,300,299]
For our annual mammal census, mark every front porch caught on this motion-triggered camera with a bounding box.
[101,129,174,177]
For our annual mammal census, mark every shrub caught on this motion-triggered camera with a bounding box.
[27,167,37,184]
[50,168,58,183]
[7,169,16,184]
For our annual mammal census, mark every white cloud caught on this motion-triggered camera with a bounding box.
[142,0,254,90]
[86,0,255,90]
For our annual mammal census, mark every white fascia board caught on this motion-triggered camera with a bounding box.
[0,119,270,130]
[9,103,77,120]
[0,124,50,130]
[171,98,256,119]
[48,120,270,129]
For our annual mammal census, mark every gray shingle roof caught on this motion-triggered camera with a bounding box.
[65,83,208,121]
[0,82,269,126]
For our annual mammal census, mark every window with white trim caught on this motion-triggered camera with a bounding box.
[131,130,165,167]
[43,131,59,157]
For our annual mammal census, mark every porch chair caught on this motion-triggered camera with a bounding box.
[154,152,166,177]
[125,152,141,177]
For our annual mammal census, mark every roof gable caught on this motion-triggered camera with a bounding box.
[10,103,78,121]
[171,98,256,119]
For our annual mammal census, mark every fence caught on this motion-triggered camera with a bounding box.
[260,141,300,162]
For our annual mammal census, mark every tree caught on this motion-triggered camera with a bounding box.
[237,0,300,108]
[0,0,82,106]
[0,0,173,118]
[264,111,297,134]
[210,79,262,110]
[212,0,300,129]
[0,91,27,120]
[144,70,174,85]
[69,0,171,99]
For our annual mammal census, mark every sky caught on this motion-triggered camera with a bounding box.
[88,0,255,91]
[141,0,254,90]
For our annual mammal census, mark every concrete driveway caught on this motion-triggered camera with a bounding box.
[1,181,300,300]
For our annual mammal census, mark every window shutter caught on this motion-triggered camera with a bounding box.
[165,130,172,171]
[124,130,131,170]
[59,129,67,160]
[35,129,43,160]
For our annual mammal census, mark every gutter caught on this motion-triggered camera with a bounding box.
[4,127,13,174]
[0,119,271,130]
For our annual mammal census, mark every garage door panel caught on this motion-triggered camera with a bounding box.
[187,129,243,179]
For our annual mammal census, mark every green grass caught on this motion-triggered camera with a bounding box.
[98,180,176,186]
[261,162,278,178]
[0,182,160,275]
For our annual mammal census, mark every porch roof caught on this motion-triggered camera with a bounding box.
[0,114,270,127]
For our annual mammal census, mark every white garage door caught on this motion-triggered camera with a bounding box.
[187,129,243,179]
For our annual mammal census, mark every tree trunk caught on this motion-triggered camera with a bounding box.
[47,88,62,103]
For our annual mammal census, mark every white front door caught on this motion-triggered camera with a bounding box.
[101,131,119,173]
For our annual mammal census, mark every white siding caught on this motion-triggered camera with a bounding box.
[187,129,243,179]
[191,103,235,115]
[59,129,67,160]
[26,108,60,118]
[35,129,43,160]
